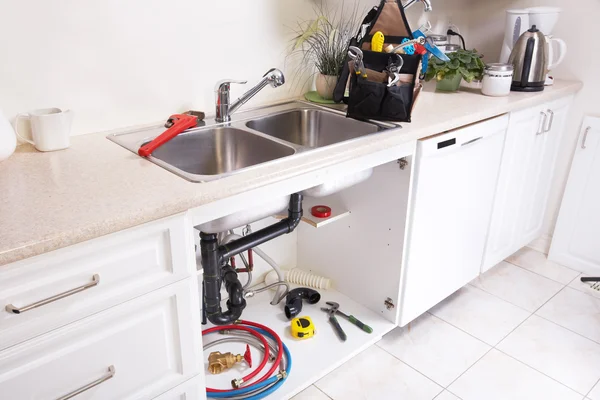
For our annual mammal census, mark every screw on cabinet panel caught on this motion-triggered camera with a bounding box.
[384,297,395,310]
[397,158,408,170]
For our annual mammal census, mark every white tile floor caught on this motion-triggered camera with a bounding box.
[291,248,600,400]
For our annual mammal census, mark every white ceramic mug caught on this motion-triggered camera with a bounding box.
[15,108,72,152]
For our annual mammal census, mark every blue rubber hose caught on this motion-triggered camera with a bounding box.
[207,327,291,399]
[244,340,292,400]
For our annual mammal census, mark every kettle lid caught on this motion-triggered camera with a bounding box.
[528,25,540,33]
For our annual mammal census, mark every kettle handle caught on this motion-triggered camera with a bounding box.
[548,37,567,71]
[520,37,535,88]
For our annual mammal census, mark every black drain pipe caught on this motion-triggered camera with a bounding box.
[201,193,303,325]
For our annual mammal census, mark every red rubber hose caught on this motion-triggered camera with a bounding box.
[203,324,270,392]
[238,320,284,386]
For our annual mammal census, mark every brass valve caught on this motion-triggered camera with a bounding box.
[208,344,252,375]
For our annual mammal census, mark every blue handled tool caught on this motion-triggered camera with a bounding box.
[413,30,450,62]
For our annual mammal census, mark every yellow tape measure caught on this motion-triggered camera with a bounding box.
[290,316,315,339]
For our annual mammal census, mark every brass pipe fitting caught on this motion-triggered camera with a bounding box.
[207,344,252,375]
[208,351,244,374]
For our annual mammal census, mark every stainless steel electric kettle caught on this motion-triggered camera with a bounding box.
[509,25,548,92]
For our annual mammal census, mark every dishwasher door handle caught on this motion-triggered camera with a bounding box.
[461,136,484,147]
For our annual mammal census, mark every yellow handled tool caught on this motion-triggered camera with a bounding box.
[371,31,385,52]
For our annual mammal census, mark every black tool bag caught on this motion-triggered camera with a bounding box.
[333,0,423,123]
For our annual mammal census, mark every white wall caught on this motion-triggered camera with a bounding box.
[0,0,318,136]
[467,0,597,250]
[0,0,470,137]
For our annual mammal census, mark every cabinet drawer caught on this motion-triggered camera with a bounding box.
[154,375,206,400]
[0,278,202,400]
[0,213,195,351]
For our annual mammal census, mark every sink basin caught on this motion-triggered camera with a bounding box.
[151,127,295,176]
[107,101,398,183]
[246,109,384,148]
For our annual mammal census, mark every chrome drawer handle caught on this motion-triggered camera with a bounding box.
[56,365,115,400]
[5,274,100,314]
[544,109,555,132]
[582,126,592,149]
[537,111,548,135]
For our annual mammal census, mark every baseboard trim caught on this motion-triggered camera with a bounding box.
[527,234,553,255]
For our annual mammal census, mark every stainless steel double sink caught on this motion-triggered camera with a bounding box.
[108,101,398,182]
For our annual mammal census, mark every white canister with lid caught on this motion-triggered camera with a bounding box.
[482,63,514,97]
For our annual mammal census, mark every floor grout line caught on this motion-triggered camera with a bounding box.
[566,279,600,302]
[313,385,333,400]
[494,347,588,396]
[490,285,600,396]
[504,259,580,285]
[585,377,599,398]
[568,272,584,285]
[375,342,446,390]
[467,281,554,314]
[443,346,495,390]
[534,312,600,347]
[433,388,463,400]
[442,265,576,392]
[425,311,499,347]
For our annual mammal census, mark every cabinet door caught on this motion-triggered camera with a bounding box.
[549,117,600,274]
[482,107,542,271]
[482,96,573,272]
[520,97,572,244]
[399,116,508,326]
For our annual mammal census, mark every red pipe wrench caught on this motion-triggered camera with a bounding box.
[138,113,200,157]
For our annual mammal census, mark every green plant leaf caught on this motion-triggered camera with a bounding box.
[459,67,475,82]
[448,59,460,70]
[328,28,338,49]
[294,17,325,50]
[458,54,472,64]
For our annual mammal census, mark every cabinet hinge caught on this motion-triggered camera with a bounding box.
[397,158,408,170]
[384,297,395,310]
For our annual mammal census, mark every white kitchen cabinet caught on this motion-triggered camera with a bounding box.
[154,375,206,400]
[521,97,571,244]
[398,115,508,326]
[0,213,195,351]
[482,96,572,271]
[0,278,202,400]
[549,117,600,274]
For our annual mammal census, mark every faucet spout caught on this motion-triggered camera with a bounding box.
[403,0,432,12]
[215,68,285,123]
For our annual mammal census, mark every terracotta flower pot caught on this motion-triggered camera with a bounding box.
[316,74,338,100]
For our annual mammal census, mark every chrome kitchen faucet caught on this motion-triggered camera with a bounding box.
[215,68,285,123]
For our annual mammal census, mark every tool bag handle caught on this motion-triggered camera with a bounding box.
[333,0,419,116]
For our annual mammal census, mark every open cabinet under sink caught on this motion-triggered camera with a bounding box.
[198,159,412,398]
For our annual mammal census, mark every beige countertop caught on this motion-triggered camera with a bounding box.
[0,80,582,266]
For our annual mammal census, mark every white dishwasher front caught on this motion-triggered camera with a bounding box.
[399,114,508,326]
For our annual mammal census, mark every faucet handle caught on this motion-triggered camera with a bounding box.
[215,79,248,93]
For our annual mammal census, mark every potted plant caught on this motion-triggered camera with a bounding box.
[425,49,485,92]
[290,4,359,100]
